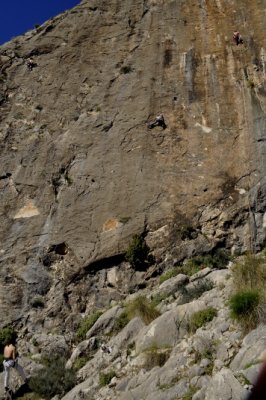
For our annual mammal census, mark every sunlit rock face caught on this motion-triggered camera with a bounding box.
[0,0,265,324]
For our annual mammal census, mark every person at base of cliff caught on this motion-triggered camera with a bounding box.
[147,114,167,130]
[3,331,27,392]
[233,31,243,46]
[247,359,266,399]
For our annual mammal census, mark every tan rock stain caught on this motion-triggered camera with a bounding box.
[102,218,120,232]
[14,200,40,219]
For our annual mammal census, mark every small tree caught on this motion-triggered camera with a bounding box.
[125,234,150,269]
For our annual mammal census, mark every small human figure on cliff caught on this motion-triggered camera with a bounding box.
[100,344,112,354]
[147,114,167,130]
[3,330,27,393]
[233,31,243,46]
[26,58,36,71]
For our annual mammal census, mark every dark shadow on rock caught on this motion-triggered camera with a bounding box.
[13,382,31,398]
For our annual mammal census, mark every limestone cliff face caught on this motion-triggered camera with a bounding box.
[0,0,265,325]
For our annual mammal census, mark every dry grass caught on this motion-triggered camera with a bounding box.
[231,253,266,291]
[126,296,160,324]
[229,253,266,331]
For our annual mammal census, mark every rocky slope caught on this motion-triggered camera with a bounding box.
[0,0,265,399]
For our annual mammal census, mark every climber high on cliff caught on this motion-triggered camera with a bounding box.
[233,31,243,46]
[147,114,167,130]
[26,58,36,71]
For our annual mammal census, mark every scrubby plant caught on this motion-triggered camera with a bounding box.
[182,249,230,275]
[179,279,214,304]
[229,289,260,330]
[182,385,198,400]
[99,370,117,386]
[229,253,266,330]
[29,356,76,399]
[244,359,260,369]
[150,292,170,307]
[0,326,16,349]
[231,253,266,291]
[159,268,179,284]
[77,310,103,340]
[126,341,135,356]
[125,234,150,269]
[189,307,217,333]
[143,345,171,370]
[31,296,45,308]
[111,296,160,334]
[111,310,130,334]
[72,356,92,371]
[126,296,160,324]
[180,225,196,240]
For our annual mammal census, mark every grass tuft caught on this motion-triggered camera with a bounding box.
[189,307,217,333]
[77,310,103,340]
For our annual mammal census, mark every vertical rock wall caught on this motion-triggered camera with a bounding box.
[0,0,265,324]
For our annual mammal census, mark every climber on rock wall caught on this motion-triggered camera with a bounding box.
[233,31,243,45]
[3,331,28,394]
[147,114,167,130]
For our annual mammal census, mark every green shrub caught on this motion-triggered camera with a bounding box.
[182,250,230,275]
[77,311,102,340]
[29,357,76,399]
[159,269,179,284]
[194,345,215,375]
[229,253,266,330]
[99,370,117,386]
[179,279,214,304]
[150,292,170,307]
[31,297,45,308]
[72,356,91,371]
[111,311,130,334]
[125,234,150,269]
[189,307,217,333]
[229,290,260,331]
[182,385,197,400]
[111,297,160,334]
[0,327,16,350]
[126,296,160,324]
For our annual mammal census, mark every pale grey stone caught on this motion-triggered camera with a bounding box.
[86,305,123,338]
[230,325,266,370]
[204,368,247,400]
[241,363,263,385]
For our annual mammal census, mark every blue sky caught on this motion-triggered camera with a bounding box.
[0,1,81,45]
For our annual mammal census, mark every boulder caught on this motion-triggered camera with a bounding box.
[204,368,247,400]
[230,325,266,371]
[86,305,123,338]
